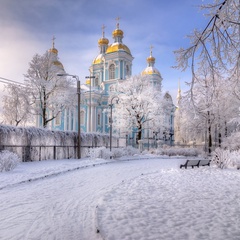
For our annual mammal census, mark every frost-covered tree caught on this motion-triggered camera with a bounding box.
[24,51,76,128]
[110,75,165,143]
[174,0,239,90]
[2,84,31,126]
[178,69,238,153]
[174,0,239,151]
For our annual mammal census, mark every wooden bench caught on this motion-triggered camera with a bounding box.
[180,159,211,169]
[198,159,211,167]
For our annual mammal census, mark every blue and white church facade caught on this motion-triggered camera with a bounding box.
[38,22,175,145]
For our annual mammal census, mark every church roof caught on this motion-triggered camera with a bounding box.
[106,42,131,55]
[142,66,161,76]
[93,53,104,64]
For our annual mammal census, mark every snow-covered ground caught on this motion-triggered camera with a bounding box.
[0,155,240,240]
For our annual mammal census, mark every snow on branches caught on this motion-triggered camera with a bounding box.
[2,84,31,126]
[109,74,166,142]
[24,51,76,128]
[0,150,20,172]
[174,0,239,88]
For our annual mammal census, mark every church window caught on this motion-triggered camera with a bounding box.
[55,113,61,125]
[95,77,99,87]
[126,65,130,76]
[109,64,115,79]
[80,110,85,125]
[97,113,101,125]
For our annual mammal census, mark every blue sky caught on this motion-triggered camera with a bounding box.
[0,0,210,103]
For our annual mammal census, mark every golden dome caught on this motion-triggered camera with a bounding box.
[147,56,155,63]
[93,54,104,64]
[49,47,58,54]
[106,43,131,55]
[112,29,123,37]
[53,60,63,67]
[98,37,109,45]
[86,79,91,85]
[142,66,161,76]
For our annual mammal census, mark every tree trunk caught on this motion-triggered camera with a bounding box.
[43,89,47,128]
[218,132,221,147]
[207,111,212,154]
[224,121,227,137]
[137,125,142,144]
[208,125,212,154]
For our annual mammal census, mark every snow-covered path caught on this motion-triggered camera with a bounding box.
[0,158,182,240]
[0,157,240,240]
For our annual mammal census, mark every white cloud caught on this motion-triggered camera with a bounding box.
[0,22,47,82]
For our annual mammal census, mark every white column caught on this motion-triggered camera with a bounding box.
[92,106,96,132]
[64,109,67,131]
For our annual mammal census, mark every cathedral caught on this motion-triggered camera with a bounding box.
[37,21,175,146]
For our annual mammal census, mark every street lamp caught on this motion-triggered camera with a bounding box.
[109,96,119,151]
[85,75,95,132]
[57,73,81,159]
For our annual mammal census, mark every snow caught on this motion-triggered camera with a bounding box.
[0,155,240,240]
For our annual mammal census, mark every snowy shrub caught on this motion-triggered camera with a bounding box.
[211,148,232,169]
[229,150,240,169]
[89,147,108,159]
[155,147,202,157]
[87,146,139,160]
[142,149,151,155]
[112,146,140,158]
[162,144,170,150]
[87,147,113,159]
[222,132,240,151]
[0,150,20,172]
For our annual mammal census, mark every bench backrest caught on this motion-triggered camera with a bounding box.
[199,160,210,166]
[187,160,200,165]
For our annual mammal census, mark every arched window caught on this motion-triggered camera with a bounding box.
[109,64,115,80]
[95,77,99,87]
[55,113,61,125]
[97,112,101,126]
[80,110,85,125]
[126,65,130,76]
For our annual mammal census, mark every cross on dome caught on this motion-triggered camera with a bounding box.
[49,35,58,55]
[101,24,106,38]
[146,44,156,66]
[115,17,120,29]
[150,45,154,56]
[52,35,56,48]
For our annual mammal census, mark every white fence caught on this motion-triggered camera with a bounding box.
[0,125,118,161]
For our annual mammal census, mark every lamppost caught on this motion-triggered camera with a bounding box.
[109,96,119,151]
[57,73,81,159]
[85,75,95,132]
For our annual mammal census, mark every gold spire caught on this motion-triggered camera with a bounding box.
[52,35,55,48]
[116,16,120,29]
[98,24,109,45]
[150,44,153,56]
[113,17,123,37]
[49,35,58,54]
[147,45,155,63]
[102,24,106,38]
